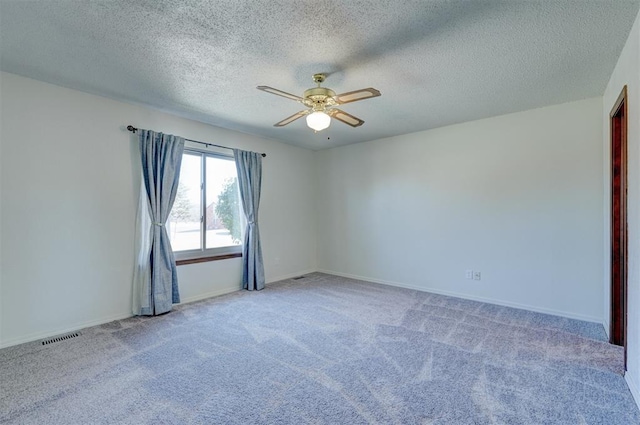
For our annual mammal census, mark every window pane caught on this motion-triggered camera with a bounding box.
[168,153,201,252]
[205,156,242,249]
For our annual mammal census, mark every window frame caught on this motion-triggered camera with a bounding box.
[171,147,243,263]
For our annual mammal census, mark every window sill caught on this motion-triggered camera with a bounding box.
[176,252,242,266]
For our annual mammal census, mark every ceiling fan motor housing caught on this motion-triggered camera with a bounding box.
[303,87,337,111]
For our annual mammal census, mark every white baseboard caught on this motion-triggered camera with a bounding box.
[0,286,242,349]
[179,285,241,304]
[180,269,319,304]
[266,269,318,284]
[317,269,602,323]
[0,269,319,350]
[603,319,611,339]
[2,267,602,350]
[0,312,132,350]
[626,372,640,410]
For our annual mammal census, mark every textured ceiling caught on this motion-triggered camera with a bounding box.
[1,1,638,150]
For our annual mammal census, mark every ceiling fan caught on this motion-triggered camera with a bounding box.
[257,73,381,132]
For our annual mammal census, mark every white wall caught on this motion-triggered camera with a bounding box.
[603,8,640,406]
[0,72,317,348]
[0,69,3,344]
[316,97,604,322]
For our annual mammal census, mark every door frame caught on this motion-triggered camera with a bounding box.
[610,85,628,366]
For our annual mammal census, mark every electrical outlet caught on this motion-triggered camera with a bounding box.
[473,271,481,281]
[465,270,473,279]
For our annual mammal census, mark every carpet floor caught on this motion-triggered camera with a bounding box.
[0,273,638,424]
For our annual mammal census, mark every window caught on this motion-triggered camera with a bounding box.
[168,149,243,261]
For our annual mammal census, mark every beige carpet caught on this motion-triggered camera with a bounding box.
[0,273,637,424]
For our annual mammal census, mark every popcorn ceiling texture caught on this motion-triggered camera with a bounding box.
[0,0,638,149]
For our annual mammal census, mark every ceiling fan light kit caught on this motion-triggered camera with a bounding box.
[306,111,331,131]
[257,73,381,132]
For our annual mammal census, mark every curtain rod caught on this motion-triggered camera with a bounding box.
[126,125,266,157]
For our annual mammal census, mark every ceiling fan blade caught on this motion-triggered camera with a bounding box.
[328,109,365,127]
[274,110,310,127]
[334,88,381,104]
[257,86,304,102]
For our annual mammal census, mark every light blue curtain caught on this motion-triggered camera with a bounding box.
[234,149,265,290]
[135,129,185,315]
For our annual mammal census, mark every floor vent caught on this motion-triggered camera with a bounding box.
[292,276,307,280]
[41,332,80,346]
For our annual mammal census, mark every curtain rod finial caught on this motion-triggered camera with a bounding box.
[127,125,137,133]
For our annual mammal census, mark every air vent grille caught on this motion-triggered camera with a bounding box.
[41,332,80,346]
[292,276,307,280]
